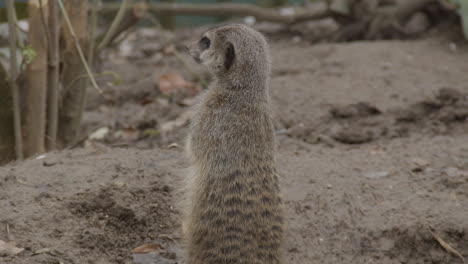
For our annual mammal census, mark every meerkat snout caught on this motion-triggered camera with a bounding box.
[187,31,238,74]
[187,36,210,64]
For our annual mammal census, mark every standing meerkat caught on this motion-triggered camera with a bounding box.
[184,24,283,264]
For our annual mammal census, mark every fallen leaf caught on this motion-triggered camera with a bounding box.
[131,244,162,254]
[114,127,140,141]
[89,127,110,140]
[160,110,193,133]
[112,181,126,188]
[141,129,159,138]
[139,97,154,106]
[156,72,195,96]
[163,44,176,55]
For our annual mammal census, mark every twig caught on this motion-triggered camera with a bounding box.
[64,71,121,95]
[12,11,25,47]
[47,0,60,150]
[429,229,465,263]
[5,223,11,241]
[6,0,24,160]
[97,0,129,52]
[97,2,148,50]
[88,0,99,66]
[57,0,102,94]
[38,0,51,50]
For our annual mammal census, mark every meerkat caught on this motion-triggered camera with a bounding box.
[184,24,284,264]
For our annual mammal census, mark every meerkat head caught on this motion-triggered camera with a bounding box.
[187,24,271,85]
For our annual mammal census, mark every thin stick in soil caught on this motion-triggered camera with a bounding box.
[429,229,465,263]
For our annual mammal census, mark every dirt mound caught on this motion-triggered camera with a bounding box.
[364,224,467,264]
[66,183,175,263]
[286,88,468,145]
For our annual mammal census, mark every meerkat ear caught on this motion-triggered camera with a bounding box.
[224,42,235,71]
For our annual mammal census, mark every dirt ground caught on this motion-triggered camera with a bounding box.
[1,27,468,264]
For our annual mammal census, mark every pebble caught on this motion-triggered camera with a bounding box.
[365,171,390,179]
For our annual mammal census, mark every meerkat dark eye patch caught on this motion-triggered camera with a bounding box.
[199,37,210,50]
[224,42,235,71]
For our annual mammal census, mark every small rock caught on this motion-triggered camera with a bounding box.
[410,157,429,172]
[167,143,179,149]
[43,160,57,167]
[326,184,332,189]
[442,167,468,178]
[89,127,110,140]
[112,181,126,188]
[33,248,52,255]
[35,154,47,160]
[365,171,390,179]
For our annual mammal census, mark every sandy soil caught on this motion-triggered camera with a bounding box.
[1,30,468,264]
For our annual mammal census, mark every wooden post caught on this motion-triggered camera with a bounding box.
[57,0,89,147]
[22,0,48,157]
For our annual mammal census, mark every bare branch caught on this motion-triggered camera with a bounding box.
[47,0,60,150]
[98,0,129,52]
[97,2,149,49]
[87,0,99,66]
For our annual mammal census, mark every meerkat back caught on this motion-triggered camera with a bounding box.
[185,24,283,264]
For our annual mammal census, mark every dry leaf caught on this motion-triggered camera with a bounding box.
[156,72,195,96]
[89,127,110,140]
[0,240,24,257]
[163,44,176,55]
[139,97,154,106]
[131,244,162,254]
[160,110,193,133]
[114,126,140,141]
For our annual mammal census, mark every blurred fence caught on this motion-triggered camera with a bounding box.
[1,0,304,27]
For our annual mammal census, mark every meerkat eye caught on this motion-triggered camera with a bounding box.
[199,37,210,50]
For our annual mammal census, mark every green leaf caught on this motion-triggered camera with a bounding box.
[21,45,36,65]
